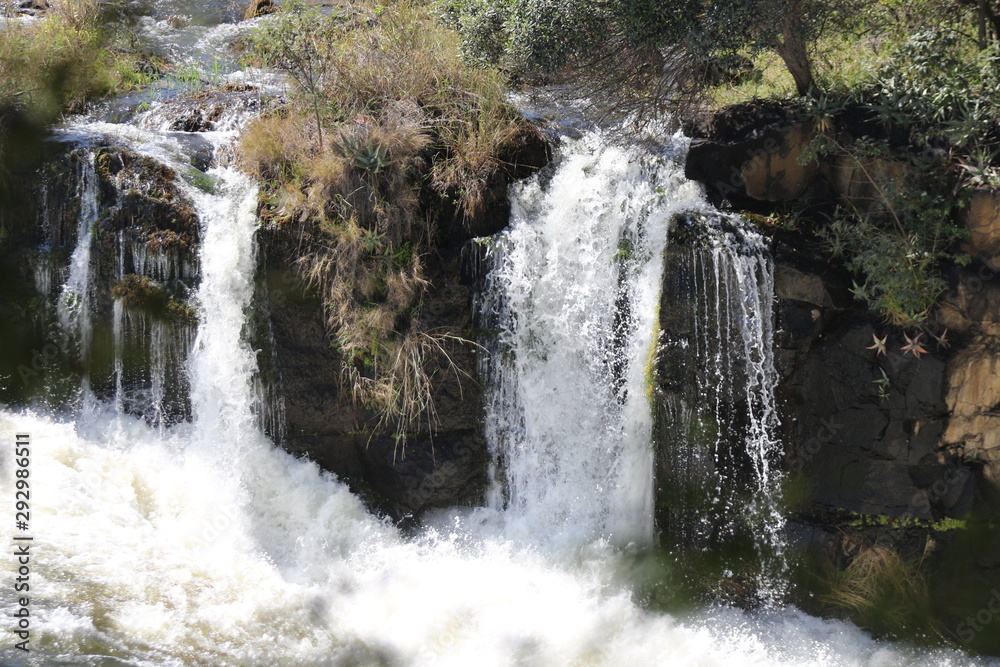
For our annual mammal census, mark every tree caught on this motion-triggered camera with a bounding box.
[247,0,344,150]
[438,0,867,102]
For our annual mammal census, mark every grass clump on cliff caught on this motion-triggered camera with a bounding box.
[239,0,533,448]
[112,274,197,324]
[0,0,161,237]
[820,542,941,641]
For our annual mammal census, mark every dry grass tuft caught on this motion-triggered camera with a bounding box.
[820,539,942,639]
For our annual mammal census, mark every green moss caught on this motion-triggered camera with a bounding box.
[165,299,198,325]
[111,275,196,325]
[842,510,968,532]
[613,238,634,263]
[644,307,660,406]
[111,274,168,312]
[182,168,217,194]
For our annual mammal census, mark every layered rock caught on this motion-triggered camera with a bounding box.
[685,106,819,206]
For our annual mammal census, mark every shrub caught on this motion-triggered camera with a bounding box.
[813,139,968,327]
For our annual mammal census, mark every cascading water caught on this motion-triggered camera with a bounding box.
[55,151,99,368]
[475,129,702,548]
[0,3,990,663]
[655,213,787,602]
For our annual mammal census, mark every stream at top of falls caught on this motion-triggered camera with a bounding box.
[0,5,993,666]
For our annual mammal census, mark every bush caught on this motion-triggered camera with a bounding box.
[796,26,996,328]
[0,0,158,222]
[812,138,967,327]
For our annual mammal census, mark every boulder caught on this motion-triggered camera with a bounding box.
[685,121,818,205]
[243,0,374,21]
[943,337,1000,487]
[18,0,49,16]
[774,264,833,309]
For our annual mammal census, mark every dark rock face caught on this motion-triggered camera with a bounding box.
[251,121,549,520]
[257,240,490,519]
[92,146,200,318]
[779,312,964,517]
[685,120,819,207]
[683,101,1000,516]
[772,250,987,520]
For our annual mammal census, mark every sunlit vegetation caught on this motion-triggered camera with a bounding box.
[239,0,538,448]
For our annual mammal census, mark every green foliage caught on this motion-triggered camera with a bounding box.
[245,0,354,149]
[335,132,392,175]
[872,368,890,402]
[441,0,872,104]
[858,29,1000,146]
[0,0,158,222]
[816,146,966,326]
[790,24,1000,328]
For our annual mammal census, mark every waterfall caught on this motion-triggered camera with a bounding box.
[0,2,985,661]
[476,129,704,547]
[0,126,975,667]
[56,150,99,367]
[186,165,261,448]
[476,128,787,599]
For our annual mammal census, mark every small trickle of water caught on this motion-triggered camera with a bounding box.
[656,213,786,601]
[56,150,99,365]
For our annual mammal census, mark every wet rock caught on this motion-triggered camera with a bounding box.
[142,89,266,133]
[258,232,489,520]
[91,146,200,317]
[774,264,833,309]
[360,433,488,519]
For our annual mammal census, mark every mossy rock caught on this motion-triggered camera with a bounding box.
[112,274,197,324]
[94,146,199,254]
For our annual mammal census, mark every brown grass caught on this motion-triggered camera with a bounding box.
[820,539,942,639]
